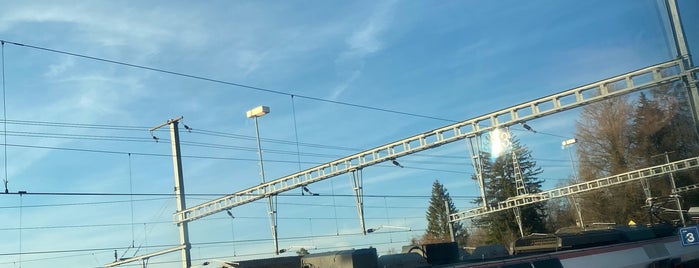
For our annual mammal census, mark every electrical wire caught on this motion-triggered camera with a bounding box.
[0,228,424,259]
[0,128,578,171]
[0,197,171,209]
[0,189,491,199]
[0,118,556,168]
[0,119,587,175]
[0,141,481,177]
[0,39,456,123]
[0,119,356,152]
[0,214,425,232]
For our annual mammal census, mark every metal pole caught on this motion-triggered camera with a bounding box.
[467,136,488,208]
[513,207,524,238]
[252,115,279,255]
[666,0,699,128]
[167,118,192,268]
[665,152,686,226]
[106,117,191,268]
[567,148,585,229]
[351,170,367,235]
[253,116,266,183]
[563,139,585,229]
[268,196,279,255]
[667,0,692,62]
[445,200,455,242]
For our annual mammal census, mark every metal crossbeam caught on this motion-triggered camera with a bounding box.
[674,183,699,194]
[105,246,185,267]
[449,156,699,222]
[176,60,684,224]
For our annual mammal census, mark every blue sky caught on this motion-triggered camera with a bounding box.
[0,0,698,267]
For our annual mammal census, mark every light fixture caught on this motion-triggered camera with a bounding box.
[561,138,577,148]
[246,106,270,118]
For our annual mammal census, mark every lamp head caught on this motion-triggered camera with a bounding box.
[246,106,270,118]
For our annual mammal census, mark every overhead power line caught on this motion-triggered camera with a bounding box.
[0,119,581,170]
[0,228,423,258]
[0,190,479,199]
[0,39,456,122]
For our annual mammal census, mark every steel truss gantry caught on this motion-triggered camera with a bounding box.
[176,59,687,224]
[449,156,699,222]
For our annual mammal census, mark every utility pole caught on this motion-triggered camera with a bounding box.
[246,106,279,255]
[105,118,192,268]
[562,138,585,229]
[445,200,455,243]
[150,116,191,268]
[666,0,699,129]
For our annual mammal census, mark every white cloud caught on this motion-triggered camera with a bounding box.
[329,70,361,100]
[345,0,397,57]
[330,0,398,100]
[44,57,75,78]
[0,2,207,54]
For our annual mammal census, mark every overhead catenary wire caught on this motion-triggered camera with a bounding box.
[0,128,579,166]
[0,213,426,232]
[0,189,512,199]
[0,142,484,179]
[0,39,456,123]
[0,123,584,169]
[0,118,582,168]
[0,228,424,259]
[0,197,171,209]
[0,118,589,175]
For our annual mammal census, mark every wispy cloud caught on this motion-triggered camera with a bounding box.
[331,0,398,100]
[0,2,206,53]
[329,70,361,100]
[44,57,75,78]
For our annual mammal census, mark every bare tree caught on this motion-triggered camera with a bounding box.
[575,95,645,224]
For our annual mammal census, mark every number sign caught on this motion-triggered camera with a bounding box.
[680,226,699,247]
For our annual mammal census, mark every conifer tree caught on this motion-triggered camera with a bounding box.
[471,135,546,246]
[424,180,468,246]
